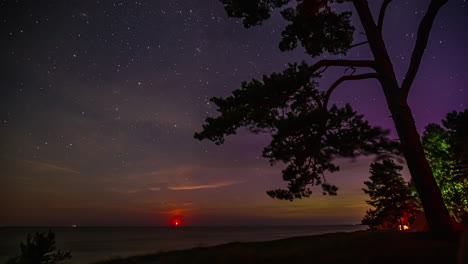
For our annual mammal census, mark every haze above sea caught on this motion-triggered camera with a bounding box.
[0,225,366,263]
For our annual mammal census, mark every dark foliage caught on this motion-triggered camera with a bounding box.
[195,63,399,200]
[443,110,468,179]
[220,0,354,56]
[6,230,72,264]
[220,0,290,28]
[197,0,452,234]
[362,159,420,230]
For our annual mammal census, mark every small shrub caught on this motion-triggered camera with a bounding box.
[6,229,71,264]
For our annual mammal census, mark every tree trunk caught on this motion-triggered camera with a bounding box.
[385,90,453,235]
[352,0,453,235]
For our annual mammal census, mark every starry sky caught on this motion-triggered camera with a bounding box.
[1,0,467,226]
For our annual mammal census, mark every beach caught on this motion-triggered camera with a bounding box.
[1,225,366,263]
[94,231,462,264]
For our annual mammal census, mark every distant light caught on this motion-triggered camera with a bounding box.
[71,225,77,228]
[171,218,182,227]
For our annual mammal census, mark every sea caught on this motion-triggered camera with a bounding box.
[0,225,366,263]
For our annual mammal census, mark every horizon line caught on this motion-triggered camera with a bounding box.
[1,224,364,228]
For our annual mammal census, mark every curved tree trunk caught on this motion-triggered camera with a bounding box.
[385,90,453,235]
[353,0,453,235]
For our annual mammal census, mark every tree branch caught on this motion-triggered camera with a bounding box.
[349,41,369,49]
[311,93,324,109]
[309,59,375,74]
[324,73,379,109]
[378,0,392,33]
[401,0,448,97]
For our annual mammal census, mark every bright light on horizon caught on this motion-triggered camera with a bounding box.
[171,217,183,227]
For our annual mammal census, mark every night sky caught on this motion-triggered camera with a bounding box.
[1,0,467,226]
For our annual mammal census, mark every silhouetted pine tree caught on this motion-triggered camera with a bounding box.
[195,0,452,234]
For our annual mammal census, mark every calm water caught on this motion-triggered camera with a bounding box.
[0,225,366,263]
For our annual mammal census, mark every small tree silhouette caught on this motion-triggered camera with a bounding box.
[6,229,71,264]
[362,159,420,230]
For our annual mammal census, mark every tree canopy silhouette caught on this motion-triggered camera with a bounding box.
[195,63,399,200]
[195,0,452,234]
[362,159,420,230]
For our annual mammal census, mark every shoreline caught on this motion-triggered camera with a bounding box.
[0,224,365,228]
[92,230,462,264]
[1,225,366,263]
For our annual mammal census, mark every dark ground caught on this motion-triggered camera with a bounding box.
[94,230,465,264]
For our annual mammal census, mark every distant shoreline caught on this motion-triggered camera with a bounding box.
[92,231,461,264]
[0,224,364,228]
[0,225,367,263]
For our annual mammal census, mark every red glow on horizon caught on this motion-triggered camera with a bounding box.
[171,217,183,227]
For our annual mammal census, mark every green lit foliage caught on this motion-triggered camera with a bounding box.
[6,230,72,264]
[422,110,468,224]
[362,159,420,230]
[195,63,399,200]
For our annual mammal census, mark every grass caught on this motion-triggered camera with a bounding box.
[93,230,461,264]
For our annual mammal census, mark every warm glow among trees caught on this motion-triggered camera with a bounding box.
[362,159,420,230]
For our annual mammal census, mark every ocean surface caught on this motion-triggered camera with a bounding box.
[0,225,366,263]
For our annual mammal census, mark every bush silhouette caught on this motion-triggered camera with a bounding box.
[6,229,71,264]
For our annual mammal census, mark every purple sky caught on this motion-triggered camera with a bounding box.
[1,0,466,226]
